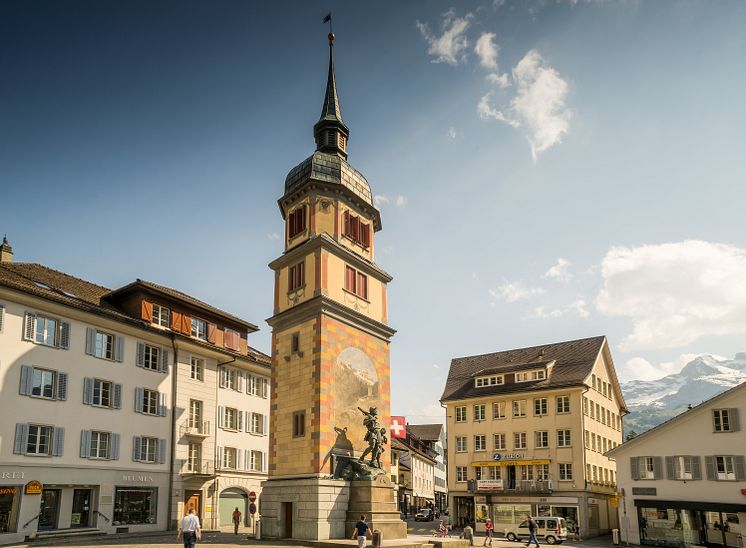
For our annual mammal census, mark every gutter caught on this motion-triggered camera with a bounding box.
[167,333,179,531]
[212,355,236,529]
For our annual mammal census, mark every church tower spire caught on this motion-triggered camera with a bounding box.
[314,32,349,159]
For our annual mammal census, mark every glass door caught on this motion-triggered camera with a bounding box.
[38,489,60,530]
[71,489,91,528]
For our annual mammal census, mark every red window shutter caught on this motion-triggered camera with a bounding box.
[288,210,295,238]
[357,272,368,299]
[288,265,295,291]
[141,300,153,322]
[207,323,218,344]
[300,205,307,232]
[182,315,192,334]
[170,311,183,333]
[361,223,370,247]
[299,261,305,286]
[351,215,360,241]
[343,210,351,237]
[345,266,356,293]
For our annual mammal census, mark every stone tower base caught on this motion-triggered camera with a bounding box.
[259,477,350,540]
[346,475,407,540]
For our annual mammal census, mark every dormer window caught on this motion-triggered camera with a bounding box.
[474,375,504,388]
[343,211,371,248]
[515,369,546,382]
[288,205,307,239]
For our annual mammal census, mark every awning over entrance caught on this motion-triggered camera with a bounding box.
[471,460,551,467]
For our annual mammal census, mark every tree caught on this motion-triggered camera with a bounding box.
[625,430,638,441]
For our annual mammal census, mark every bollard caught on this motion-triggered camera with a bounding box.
[612,528,619,545]
[372,529,383,548]
[463,525,474,546]
[256,520,261,540]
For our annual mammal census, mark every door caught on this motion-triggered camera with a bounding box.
[507,466,517,489]
[184,492,201,518]
[71,489,91,528]
[282,502,293,538]
[38,489,61,530]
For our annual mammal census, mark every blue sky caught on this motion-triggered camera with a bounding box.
[2,1,746,423]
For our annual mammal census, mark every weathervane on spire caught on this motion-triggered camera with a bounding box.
[323,11,333,36]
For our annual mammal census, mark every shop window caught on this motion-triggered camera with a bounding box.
[0,486,21,533]
[113,487,158,525]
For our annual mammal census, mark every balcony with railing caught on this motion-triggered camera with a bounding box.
[473,479,553,494]
[180,459,214,476]
[180,421,210,438]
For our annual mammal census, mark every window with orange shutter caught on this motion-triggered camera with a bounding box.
[345,266,356,293]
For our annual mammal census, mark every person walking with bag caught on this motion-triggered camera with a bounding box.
[232,507,242,535]
[178,507,202,548]
[525,514,540,548]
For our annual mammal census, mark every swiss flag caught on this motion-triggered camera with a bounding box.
[389,416,407,439]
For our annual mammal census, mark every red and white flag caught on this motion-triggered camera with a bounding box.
[389,416,406,439]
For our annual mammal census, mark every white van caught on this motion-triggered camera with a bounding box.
[504,516,568,545]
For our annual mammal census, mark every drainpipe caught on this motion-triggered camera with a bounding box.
[580,386,590,540]
[167,333,179,531]
[213,356,236,530]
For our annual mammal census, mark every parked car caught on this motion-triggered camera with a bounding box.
[504,516,568,545]
[415,508,434,521]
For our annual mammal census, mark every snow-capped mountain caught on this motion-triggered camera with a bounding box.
[622,353,746,434]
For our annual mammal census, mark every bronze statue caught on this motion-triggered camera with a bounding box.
[357,407,388,469]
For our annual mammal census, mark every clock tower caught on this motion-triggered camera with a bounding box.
[259,33,402,541]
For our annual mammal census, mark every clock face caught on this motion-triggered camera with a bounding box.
[333,347,381,452]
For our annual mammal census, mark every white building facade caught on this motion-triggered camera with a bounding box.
[608,381,746,548]
[0,251,269,545]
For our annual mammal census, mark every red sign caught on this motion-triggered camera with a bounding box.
[741,489,746,496]
[248,491,257,503]
[390,416,406,439]
[249,503,257,515]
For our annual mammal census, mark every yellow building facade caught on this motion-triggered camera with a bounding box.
[442,336,626,539]
[259,33,396,541]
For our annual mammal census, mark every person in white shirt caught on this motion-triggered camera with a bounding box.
[178,507,201,548]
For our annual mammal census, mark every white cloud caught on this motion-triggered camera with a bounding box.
[622,354,701,382]
[487,72,511,88]
[532,299,589,319]
[266,233,280,241]
[416,10,472,66]
[447,126,458,139]
[375,194,408,208]
[474,32,499,70]
[373,195,390,207]
[493,0,506,7]
[544,258,573,283]
[479,49,571,160]
[395,195,408,207]
[596,240,746,351]
[490,280,545,303]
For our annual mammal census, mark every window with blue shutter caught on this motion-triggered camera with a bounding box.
[135,387,144,413]
[114,336,124,362]
[111,433,120,460]
[133,436,142,462]
[19,365,33,395]
[80,430,92,458]
[56,373,68,401]
[113,383,122,409]
[85,327,96,355]
[59,322,70,350]
[83,378,93,404]
[51,427,64,457]
[13,424,28,454]
[160,349,169,373]
[158,439,167,464]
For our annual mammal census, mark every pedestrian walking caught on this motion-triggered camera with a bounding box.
[232,507,242,535]
[351,514,371,548]
[177,507,202,548]
[525,514,540,548]
[483,518,494,546]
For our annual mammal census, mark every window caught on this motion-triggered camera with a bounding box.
[493,401,506,419]
[291,332,300,353]
[343,210,371,248]
[583,397,588,415]
[344,265,368,299]
[141,389,159,415]
[187,443,201,472]
[456,466,468,482]
[95,331,115,360]
[534,398,548,416]
[521,464,534,481]
[141,344,160,371]
[456,436,467,452]
[559,463,573,481]
[512,400,527,418]
[455,406,466,422]
[515,370,546,382]
[475,375,504,387]
[223,407,239,430]
[638,456,656,479]
[222,447,237,469]
[89,431,111,459]
[24,312,70,349]
[713,409,737,432]
[191,318,207,340]
[514,432,527,449]
[494,433,506,450]
[595,403,601,421]
[152,304,170,327]
[27,425,52,455]
[536,464,550,481]
[138,437,159,463]
[93,379,112,407]
[293,411,305,437]
[113,487,157,525]
[592,465,598,482]
[671,456,695,480]
[35,315,58,346]
[556,395,570,414]
[474,404,486,421]
[288,261,305,291]
[474,435,487,451]
[249,450,264,471]
[584,430,590,448]
[288,205,307,238]
[190,357,204,381]
[189,400,203,429]
[715,456,736,480]
[557,430,571,447]
[249,413,265,435]
[223,368,237,390]
[535,431,549,448]
[32,368,55,399]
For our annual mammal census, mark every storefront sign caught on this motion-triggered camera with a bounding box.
[0,487,18,495]
[632,487,657,496]
[477,479,504,491]
[121,474,154,483]
[492,453,526,461]
[475,496,487,503]
[24,481,42,495]
[473,459,551,467]
[0,471,25,480]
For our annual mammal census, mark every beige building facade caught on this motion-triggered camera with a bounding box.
[442,336,626,538]
[0,250,269,545]
[608,381,746,548]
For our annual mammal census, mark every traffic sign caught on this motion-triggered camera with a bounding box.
[248,491,257,502]
[249,503,257,514]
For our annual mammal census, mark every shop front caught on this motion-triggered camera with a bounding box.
[635,500,746,548]
[0,467,169,546]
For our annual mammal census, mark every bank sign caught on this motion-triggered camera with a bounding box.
[493,453,526,461]
[477,479,504,491]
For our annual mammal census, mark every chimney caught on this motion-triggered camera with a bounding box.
[0,236,12,263]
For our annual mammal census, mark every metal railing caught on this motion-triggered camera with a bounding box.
[180,459,214,476]
[180,421,210,438]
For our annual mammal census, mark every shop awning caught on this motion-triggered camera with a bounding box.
[471,460,551,467]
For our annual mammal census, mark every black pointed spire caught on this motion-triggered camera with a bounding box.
[314,32,349,159]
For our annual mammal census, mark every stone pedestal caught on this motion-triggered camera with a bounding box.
[259,476,350,540]
[345,475,407,540]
